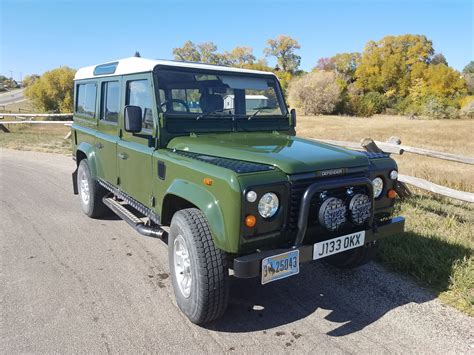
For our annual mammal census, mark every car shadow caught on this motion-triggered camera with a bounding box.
[204,260,436,336]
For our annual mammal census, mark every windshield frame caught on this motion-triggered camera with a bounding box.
[153,65,289,120]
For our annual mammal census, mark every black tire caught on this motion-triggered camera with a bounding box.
[77,159,108,218]
[325,241,377,269]
[168,208,229,324]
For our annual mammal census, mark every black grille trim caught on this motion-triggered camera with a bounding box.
[170,149,276,173]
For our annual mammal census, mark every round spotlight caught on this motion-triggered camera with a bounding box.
[318,197,347,231]
[349,194,372,225]
[372,177,384,198]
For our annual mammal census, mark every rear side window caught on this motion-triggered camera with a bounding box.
[100,81,120,123]
[126,79,153,130]
[76,83,97,118]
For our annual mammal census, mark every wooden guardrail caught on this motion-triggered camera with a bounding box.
[317,138,474,165]
[0,113,73,118]
[314,137,474,203]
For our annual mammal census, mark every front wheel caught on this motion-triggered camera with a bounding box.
[77,159,107,218]
[325,241,377,269]
[169,208,229,324]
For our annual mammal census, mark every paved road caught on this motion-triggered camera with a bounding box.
[0,89,25,106]
[1,148,472,353]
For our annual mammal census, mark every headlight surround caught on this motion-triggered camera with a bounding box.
[372,177,384,198]
[258,192,279,218]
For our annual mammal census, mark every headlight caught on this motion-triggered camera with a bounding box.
[258,192,279,218]
[372,177,384,198]
[390,170,398,180]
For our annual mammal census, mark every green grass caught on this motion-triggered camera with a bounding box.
[377,195,473,315]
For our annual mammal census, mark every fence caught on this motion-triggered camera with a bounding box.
[0,113,73,137]
[1,113,472,203]
[313,137,474,203]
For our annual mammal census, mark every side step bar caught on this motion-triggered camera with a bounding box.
[102,197,167,239]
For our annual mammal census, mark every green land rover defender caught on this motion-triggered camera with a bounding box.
[71,57,405,324]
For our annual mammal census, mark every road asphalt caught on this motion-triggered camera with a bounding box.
[0,89,25,106]
[1,148,472,353]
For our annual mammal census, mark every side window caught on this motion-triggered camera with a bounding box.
[100,81,120,123]
[126,79,153,130]
[76,83,97,118]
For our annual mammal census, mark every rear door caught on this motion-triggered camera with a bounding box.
[117,75,156,207]
[94,79,121,185]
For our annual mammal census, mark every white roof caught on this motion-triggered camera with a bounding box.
[74,57,275,80]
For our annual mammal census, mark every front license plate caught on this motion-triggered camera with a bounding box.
[261,250,299,285]
[313,231,366,260]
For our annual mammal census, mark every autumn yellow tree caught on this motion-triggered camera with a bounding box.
[25,66,76,113]
[264,35,301,73]
[355,34,434,96]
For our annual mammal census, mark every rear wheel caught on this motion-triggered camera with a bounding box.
[169,208,229,324]
[77,159,108,218]
[325,241,377,269]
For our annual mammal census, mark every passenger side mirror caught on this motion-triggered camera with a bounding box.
[290,108,297,127]
[124,105,142,133]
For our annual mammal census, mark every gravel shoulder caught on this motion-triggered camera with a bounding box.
[1,148,472,353]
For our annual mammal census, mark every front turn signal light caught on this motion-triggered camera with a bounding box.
[245,215,257,228]
[387,189,397,199]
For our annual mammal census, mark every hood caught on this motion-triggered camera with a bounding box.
[167,132,369,174]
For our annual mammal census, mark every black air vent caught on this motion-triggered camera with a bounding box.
[170,150,275,173]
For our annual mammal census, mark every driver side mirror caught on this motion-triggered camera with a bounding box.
[290,108,297,127]
[124,105,142,133]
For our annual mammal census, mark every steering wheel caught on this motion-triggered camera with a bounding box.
[160,99,190,113]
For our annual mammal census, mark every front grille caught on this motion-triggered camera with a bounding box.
[287,172,369,243]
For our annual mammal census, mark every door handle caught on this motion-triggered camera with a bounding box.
[95,142,104,150]
[118,152,128,160]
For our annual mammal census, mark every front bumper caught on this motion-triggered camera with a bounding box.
[233,216,405,278]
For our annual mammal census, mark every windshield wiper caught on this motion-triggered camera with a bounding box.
[196,109,228,120]
[247,106,278,121]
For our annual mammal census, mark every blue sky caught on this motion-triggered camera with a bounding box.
[1,0,473,80]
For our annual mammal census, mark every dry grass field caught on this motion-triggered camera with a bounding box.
[0,112,472,314]
[298,115,474,192]
[0,124,70,154]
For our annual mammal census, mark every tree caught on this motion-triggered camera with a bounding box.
[24,66,76,113]
[463,61,474,94]
[463,61,474,74]
[431,53,448,65]
[223,46,256,67]
[173,40,202,62]
[287,71,341,115]
[22,74,40,87]
[333,52,361,83]
[264,35,301,73]
[172,41,223,64]
[134,51,141,57]
[315,57,335,71]
[355,34,435,96]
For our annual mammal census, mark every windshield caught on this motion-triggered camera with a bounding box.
[155,67,287,119]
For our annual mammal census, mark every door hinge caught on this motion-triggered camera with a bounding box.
[117,176,120,185]
[150,196,155,207]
